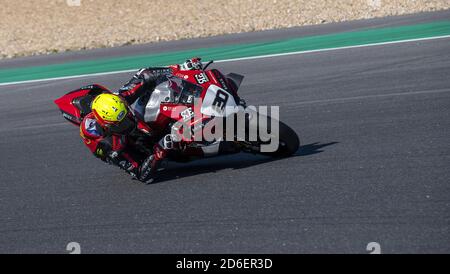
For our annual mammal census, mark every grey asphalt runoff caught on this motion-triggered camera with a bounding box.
[0,11,449,253]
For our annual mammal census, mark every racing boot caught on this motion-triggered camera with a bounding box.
[136,143,168,184]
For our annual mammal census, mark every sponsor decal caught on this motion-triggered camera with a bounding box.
[194,72,209,84]
[117,110,125,121]
[216,76,229,91]
[62,112,76,122]
[180,107,194,121]
[175,73,188,79]
[186,95,194,104]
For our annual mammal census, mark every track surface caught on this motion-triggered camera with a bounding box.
[0,12,449,253]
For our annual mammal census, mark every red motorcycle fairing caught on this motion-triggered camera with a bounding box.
[54,84,110,126]
[172,65,240,103]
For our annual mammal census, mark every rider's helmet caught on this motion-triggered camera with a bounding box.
[91,93,136,134]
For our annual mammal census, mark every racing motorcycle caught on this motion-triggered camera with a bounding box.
[54,59,299,167]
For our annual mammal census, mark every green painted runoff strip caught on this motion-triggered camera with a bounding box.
[1,21,450,84]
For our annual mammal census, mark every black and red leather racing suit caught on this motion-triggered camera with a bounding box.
[79,68,170,182]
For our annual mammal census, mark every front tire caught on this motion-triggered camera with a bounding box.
[239,109,300,157]
[260,120,299,157]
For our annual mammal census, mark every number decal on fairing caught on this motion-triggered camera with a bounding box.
[212,90,229,111]
[200,86,237,117]
[194,72,209,84]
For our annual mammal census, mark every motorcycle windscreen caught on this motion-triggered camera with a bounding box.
[143,77,202,122]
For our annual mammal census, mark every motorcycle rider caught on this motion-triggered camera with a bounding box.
[80,58,203,184]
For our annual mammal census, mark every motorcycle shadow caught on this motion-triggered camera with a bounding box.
[152,141,339,184]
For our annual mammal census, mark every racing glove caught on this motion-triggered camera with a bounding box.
[116,68,159,104]
[135,68,159,89]
[180,57,203,70]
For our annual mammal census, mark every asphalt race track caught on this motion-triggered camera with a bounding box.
[0,11,449,253]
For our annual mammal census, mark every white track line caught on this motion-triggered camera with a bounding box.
[215,34,450,64]
[0,69,138,87]
[1,34,450,87]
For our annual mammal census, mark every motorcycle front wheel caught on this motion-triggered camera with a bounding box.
[238,110,300,157]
